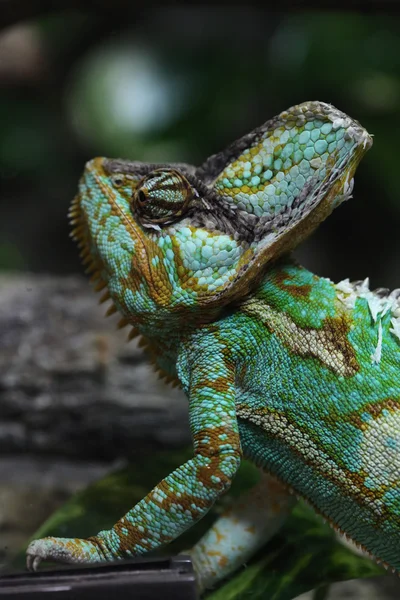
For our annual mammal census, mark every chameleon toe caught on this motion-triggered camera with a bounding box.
[26,541,45,571]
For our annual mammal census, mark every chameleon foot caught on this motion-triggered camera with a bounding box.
[26,537,105,571]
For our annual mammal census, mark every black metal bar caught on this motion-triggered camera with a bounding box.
[0,555,199,600]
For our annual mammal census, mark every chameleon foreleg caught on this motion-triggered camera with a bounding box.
[26,343,242,570]
[187,470,296,592]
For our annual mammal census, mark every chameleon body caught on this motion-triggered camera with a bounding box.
[26,101,400,591]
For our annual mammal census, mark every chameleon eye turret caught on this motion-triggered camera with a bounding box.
[132,168,194,225]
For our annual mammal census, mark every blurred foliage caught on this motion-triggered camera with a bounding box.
[0,8,399,282]
[15,450,384,599]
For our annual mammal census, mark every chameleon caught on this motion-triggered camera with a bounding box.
[26,101,400,592]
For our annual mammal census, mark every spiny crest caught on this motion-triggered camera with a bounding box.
[69,195,98,276]
[69,193,181,387]
[69,194,117,311]
[335,277,400,363]
[132,168,195,226]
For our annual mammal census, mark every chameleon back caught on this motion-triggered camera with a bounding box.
[233,260,400,569]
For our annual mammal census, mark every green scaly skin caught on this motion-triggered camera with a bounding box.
[26,101,400,591]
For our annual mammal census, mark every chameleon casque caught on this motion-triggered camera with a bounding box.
[26,101,400,591]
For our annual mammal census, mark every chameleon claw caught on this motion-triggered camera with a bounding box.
[26,536,107,569]
[26,541,45,571]
[26,555,33,572]
[32,555,42,572]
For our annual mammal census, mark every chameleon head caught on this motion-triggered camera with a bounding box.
[70,101,372,327]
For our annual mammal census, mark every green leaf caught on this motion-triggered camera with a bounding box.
[14,449,385,599]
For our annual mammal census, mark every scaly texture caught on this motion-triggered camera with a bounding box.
[26,101,400,592]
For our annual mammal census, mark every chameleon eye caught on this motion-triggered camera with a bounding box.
[132,168,193,225]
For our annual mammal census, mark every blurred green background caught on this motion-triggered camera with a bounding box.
[1,8,400,595]
[0,7,399,287]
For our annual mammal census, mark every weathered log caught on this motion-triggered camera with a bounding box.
[0,274,190,460]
